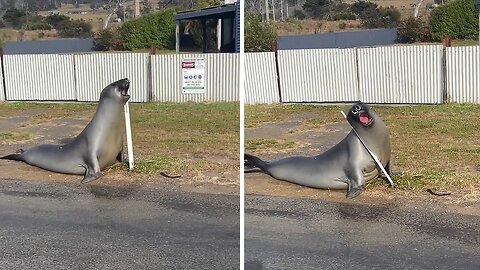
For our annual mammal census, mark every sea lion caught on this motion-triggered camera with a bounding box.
[1,78,131,183]
[244,102,391,198]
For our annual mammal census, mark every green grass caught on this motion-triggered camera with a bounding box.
[246,138,296,150]
[451,39,479,47]
[0,102,240,174]
[0,132,31,142]
[246,103,480,193]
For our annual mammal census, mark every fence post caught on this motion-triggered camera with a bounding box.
[0,47,6,100]
[354,47,361,102]
[442,36,451,103]
[148,46,156,102]
[272,41,282,103]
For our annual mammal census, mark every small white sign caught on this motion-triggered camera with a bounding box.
[181,58,206,94]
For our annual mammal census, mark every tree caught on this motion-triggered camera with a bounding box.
[94,28,123,50]
[45,14,70,28]
[429,0,478,40]
[141,0,152,14]
[2,8,27,28]
[245,13,277,52]
[302,0,332,18]
[57,20,92,38]
[103,0,126,29]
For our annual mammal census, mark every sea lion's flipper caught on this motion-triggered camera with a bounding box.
[244,154,268,172]
[1,149,26,161]
[385,161,392,176]
[81,155,102,184]
[116,146,124,162]
[346,169,364,199]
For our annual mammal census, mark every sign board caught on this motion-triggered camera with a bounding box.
[181,58,206,94]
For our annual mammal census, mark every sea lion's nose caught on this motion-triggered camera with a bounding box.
[123,78,130,88]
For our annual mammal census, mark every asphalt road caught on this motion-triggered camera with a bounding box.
[0,179,240,270]
[245,195,480,270]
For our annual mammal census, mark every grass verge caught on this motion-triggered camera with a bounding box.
[0,102,240,175]
[246,103,480,193]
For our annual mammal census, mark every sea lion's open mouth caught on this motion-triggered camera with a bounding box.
[359,112,372,126]
[120,88,129,96]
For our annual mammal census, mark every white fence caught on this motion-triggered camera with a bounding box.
[74,53,149,102]
[446,46,480,103]
[244,52,280,104]
[247,44,479,104]
[3,54,76,101]
[278,48,358,102]
[357,45,443,104]
[0,52,239,103]
[151,53,239,102]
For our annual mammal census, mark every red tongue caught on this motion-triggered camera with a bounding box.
[360,114,370,124]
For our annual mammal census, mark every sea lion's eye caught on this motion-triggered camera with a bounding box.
[352,105,362,114]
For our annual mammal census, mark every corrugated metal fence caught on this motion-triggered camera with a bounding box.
[244,52,279,104]
[3,54,76,100]
[357,45,443,104]
[248,44,479,104]
[446,46,480,103]
[151,53,239,102]
[75,53,149,102]
[278,48,358,102]
[0,52,239,102]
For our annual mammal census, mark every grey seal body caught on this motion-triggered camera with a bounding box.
[1,78,131,183]
[245,102,391,198]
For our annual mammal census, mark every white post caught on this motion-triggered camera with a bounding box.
[124,102,134,170]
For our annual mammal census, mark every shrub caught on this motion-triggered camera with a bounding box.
[2,8,27,28]
[360,6,401,28]
[120,9,176,50]
[330,11,356,21]
[338,22,347,29]
[24,22,52,31]
[293,9,306,19]
[429,0,478,41]
[397,17,423,43]
[245,13,277,52]
[94,28,124,51]
[57,20,92,38]
[45,14,70,29]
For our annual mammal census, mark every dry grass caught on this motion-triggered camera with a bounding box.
[245,104,480,193]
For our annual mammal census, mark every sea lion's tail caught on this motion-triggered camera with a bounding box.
[1,153,24,161]
[1,149,25,161]
[244,153,268,172]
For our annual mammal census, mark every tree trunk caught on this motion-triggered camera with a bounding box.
[413,0,424,18]
[103,7,119,29]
